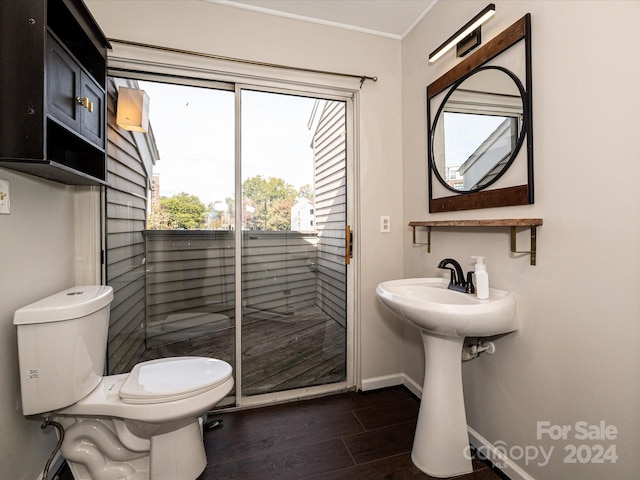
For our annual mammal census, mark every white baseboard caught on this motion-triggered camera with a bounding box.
[361,373,422,398]
[361,373,403,391]
[468,426,535,480]
[400,374,422,398]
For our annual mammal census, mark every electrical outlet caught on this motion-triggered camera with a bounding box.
[380,215,390,233]
[0,179,9,214]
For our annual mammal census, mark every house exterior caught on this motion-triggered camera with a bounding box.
[290,198,315,232]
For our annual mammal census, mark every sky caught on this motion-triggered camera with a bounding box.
[138,80,316,207]
[443,112,505,167]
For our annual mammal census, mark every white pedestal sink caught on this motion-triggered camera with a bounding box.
[376,277,518,478]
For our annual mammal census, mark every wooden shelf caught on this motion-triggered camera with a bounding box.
[409,218,543,265]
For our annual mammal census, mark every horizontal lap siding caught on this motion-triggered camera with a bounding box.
[242,231,318,314]
[313,101,347,327]
[145,231,236,336]
[144,230,318,346]
[106,79,151,374]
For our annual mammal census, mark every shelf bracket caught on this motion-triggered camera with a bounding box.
[411,225,431,252]
[510,226,538,265]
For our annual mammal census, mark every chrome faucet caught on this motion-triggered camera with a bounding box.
[437,258,475,294]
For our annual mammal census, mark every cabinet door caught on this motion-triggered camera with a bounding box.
[80,74,105,149]
[47,34,81,133]
[46,32,105,150]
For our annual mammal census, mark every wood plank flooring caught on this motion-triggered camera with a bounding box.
[54,387,508,480]
[140,308,346,396]
[200,387,508,480]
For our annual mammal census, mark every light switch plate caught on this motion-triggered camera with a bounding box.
[0,179,9,214]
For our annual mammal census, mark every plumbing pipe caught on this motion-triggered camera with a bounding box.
[480,341,496,354]
[41,417,64,480]
[461,340,495,361]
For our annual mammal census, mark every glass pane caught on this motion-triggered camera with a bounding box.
[240,90,347,396]
[105,80,148,376]
[116,80,236,402]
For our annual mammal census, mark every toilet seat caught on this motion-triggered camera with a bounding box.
[120,357,233,405]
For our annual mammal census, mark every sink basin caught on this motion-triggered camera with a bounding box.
[376,277,519,478]
[376,277,518,337]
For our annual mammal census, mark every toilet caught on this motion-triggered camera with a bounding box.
[13,285,234,480]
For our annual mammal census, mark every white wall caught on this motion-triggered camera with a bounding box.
[0,169,77,479]
[402,1,640,479]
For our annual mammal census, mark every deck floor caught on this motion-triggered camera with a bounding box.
[140,308,346,397]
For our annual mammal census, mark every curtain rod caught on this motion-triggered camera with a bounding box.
[108,38,378,88]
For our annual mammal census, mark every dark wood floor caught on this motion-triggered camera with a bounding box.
[199,387,507,480]
[55,387,507,480]
[141,308,346,396]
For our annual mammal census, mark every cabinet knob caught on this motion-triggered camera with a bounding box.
[75,96,93,112]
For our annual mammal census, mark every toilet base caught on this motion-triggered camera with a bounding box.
[58,416,207,480]
[150,420,207,479]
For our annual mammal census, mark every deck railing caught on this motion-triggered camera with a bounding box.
[144,229,321,347]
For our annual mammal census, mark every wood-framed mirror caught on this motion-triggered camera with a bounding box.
[427,14,533,212]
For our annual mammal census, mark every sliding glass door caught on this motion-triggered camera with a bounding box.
[239,89,347,396]
[106,76,351,404]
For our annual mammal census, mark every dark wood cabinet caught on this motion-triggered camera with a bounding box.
[47,31,106,150]
[0,0,110,185]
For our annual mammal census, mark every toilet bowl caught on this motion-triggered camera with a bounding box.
[13,286,234,480]
[56,357,233,480]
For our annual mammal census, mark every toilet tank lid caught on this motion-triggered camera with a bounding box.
[13,286,114,325]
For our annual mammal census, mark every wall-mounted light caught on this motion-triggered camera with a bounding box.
[116,87,149,132]
[428,3,496,64]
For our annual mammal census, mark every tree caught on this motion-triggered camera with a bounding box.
[147,205,172,230]
[298,184,314,201]
[151,192,207,230]
[242,175,298,230]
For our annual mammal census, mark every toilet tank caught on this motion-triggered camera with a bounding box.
[13,285,114,415]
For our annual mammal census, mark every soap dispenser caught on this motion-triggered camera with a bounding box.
[472,256,489,299]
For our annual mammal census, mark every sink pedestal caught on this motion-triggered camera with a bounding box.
[376,277,518,477]
[412,333,472,478]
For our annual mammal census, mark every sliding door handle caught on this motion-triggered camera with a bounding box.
[345,225,353,265]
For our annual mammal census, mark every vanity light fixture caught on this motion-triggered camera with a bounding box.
[428,3,496,64]
[116,87,150,132]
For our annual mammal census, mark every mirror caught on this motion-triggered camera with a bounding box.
[432,67,525,193]
[428,14,533,212]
